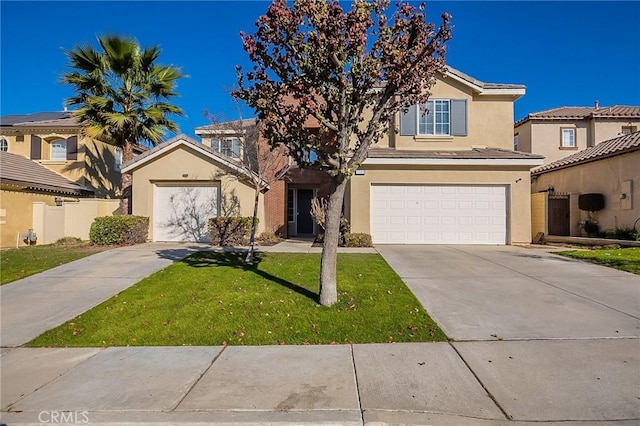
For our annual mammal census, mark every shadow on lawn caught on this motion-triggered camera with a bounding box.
[179,251,319,303]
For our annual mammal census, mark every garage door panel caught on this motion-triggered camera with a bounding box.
[153,183,219,242]
[371,185,507,245]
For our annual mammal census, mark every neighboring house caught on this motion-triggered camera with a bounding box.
[122,134,269,243]
[0,111,145,197]
[530,131,640,237]
[514,104,640,164]
[127,67,544,245]
[0,111,141,247]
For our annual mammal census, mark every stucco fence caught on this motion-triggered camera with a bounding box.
[0,189,119,248]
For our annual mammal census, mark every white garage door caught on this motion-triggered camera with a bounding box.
[371,185,507,244]
[153,183,219,242]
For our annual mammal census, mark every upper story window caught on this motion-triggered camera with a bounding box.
[621,126,637,135]
[419,100,450,135]
[0,137,8,152]
[50,138,67,160]
[212,137,241,158]
[513,134,519,151]
[114,147,123,171]
[400,99,467,137]
[560,128,575,148]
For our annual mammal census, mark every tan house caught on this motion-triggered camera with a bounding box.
[514,104,640,164]
[531,131,640,237]
[122,134,268,243]
[126,67,544,245]
[0,112,140,247]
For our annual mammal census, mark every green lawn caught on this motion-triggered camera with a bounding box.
[1,243,108,285]
[28,252,446,347]
[559,247,640,275]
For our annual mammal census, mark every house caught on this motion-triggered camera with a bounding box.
[514,104,640,164]
[125,67,544,245]
[0,111,145,198]
[530,131,639,237]
[0,111,142,247]
[122,134,269,243]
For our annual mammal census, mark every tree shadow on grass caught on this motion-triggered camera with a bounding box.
[178,250,319,303]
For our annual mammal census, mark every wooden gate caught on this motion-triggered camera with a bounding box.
[548,193,570,236]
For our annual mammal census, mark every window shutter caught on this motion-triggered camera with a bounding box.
[450,99,468,136]
[30,135,41,159]
[67,136,78,160]
[400,104,417,136]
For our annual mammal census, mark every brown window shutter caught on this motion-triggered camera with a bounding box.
[67,136,78,160]
[30,136,42,159]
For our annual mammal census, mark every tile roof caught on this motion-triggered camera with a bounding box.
[516,105,640,126]
[532,131,640,175]
[445,66,526,90]
[368,147,543,160]
[0,152,93,195]
[195,118,258,133]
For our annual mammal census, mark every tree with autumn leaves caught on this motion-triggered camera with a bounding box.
[234,0,451,306]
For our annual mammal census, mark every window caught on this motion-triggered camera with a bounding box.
[50,139,67,160]
[514,134,519,151]
[621,126,637,135]
[418,99,450,135]
[561,128,575,148]
[114,147,122,171]
[0,137,8,152]
[301,148,318,163]
[287,189,295,222]
[212,138,241,158]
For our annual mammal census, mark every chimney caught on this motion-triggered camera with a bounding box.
[594,100,599,109]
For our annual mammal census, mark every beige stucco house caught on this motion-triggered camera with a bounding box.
[0,112,137,247]
[127,67,543,245]
[122,134,268,243]
[531,131,640,237]
[515,104,640,165]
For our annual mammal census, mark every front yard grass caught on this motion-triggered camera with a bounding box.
[28,252,447,346]
[1,242,109,285]
[558,247,640,275]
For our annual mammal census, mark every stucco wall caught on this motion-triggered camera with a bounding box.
[0,189,56,247]
[531,151,640,232]
[348,165,533,244]
[389,77,515,151]
[528,122,589,164]
[530,192,547,239]
[592,120,640,147]
[129,145,265,240]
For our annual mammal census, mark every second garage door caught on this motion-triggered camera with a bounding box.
[371,185,507,244]
[153,183,219,242]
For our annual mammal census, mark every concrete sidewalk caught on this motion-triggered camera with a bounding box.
[2,341,638,425]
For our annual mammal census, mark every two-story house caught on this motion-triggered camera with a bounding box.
[0,111,144,246]
[514,104,640,164]
[122,67,543,245]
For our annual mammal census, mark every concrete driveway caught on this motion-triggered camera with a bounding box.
[377,245,640,340]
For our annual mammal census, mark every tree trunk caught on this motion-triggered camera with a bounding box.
[120,142,134,215]
[245,186,260,263]
[319,177,349,306]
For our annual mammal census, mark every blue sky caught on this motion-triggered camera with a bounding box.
[1,1,639,136]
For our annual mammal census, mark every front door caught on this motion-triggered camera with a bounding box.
[296,189,314,235]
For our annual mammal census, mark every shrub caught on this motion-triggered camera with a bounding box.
[344,233,373,247]
[208,217,254,246]
[256,231,281,246]
[55,237,83,245]
[89,216,149,245]
[612,226,638,241]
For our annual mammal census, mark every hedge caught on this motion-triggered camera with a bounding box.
[208,217,255,246]
[89,216,149,245]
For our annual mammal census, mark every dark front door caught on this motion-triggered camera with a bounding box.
[296,189,314,234]
[548,196,570,236]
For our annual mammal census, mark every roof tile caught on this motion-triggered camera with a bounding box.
[532,131,640,175]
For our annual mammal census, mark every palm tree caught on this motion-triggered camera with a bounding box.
[63,34,185,213]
